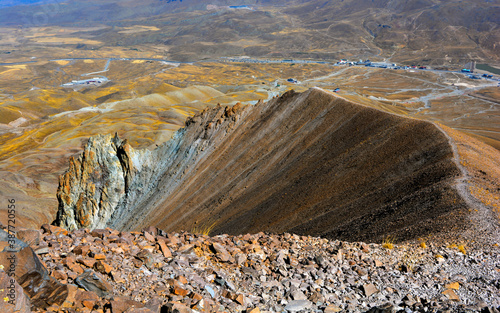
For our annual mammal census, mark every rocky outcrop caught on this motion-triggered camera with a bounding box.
[54,88,500,242]
[55,134,145,231]
[55,103,249,232]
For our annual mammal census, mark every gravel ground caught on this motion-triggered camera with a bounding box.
[27,226,500,313]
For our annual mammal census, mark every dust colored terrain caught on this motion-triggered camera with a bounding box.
[1,0,498,65]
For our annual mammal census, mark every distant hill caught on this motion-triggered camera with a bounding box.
[0,0,498,65]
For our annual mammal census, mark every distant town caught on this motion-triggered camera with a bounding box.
[222,57,500,84]
[45,56,499,89]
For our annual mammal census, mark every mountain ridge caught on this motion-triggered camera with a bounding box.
[54,88,500,243]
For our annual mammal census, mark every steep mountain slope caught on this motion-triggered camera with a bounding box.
[54,88,500,243]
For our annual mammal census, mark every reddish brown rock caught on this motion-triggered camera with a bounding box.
[82,299,97,309]
[78,257,97,268]
[442,289,460,301]
[158,240,172,258]
[445,282,460,290]
[41,224,68,237]
[190,293,203,302]
[167,235,180,245]
[173,286,189,297]
[111,296,145,313]
[91,229,109,239]
[235,294,246,305]
[61,284,79,308]
[93,253,107,260]
[144,232,155,242]
[73,245,90,256]
[66,258,84,275]
[142,226,158,236]
[67,271,79,280]
[75,289,100,309]
[178,276,188,284]
[16,229,41,247]
[324,305,342,313]
[124,308,155,313]
[52,269,68,281]
[94,260,113,274]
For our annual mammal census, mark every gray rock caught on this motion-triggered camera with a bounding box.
[75,269,112,297]
[0,229,28,252]
[363,283,379,297]
[284,300,313,312]
[291,289,308,301]
[204,284,215,298]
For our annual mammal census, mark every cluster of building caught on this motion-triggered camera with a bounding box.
[337,59,498,82]
[336,59,427,70]
[221,57,328,65]
[207,4,253,11]
[62,77,108,87]
[222,56,498,83]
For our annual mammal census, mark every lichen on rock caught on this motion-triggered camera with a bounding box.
[55,134,131,231]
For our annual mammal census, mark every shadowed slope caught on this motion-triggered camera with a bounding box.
[55,88,498,242]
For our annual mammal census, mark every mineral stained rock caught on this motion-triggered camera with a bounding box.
[55,134,131,231]
[54,87,500,242]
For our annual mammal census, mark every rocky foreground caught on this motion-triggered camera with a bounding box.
[1,225,498,313]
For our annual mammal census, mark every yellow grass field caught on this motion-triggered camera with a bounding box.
[118,26,160,34]
[30,37,102,45]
